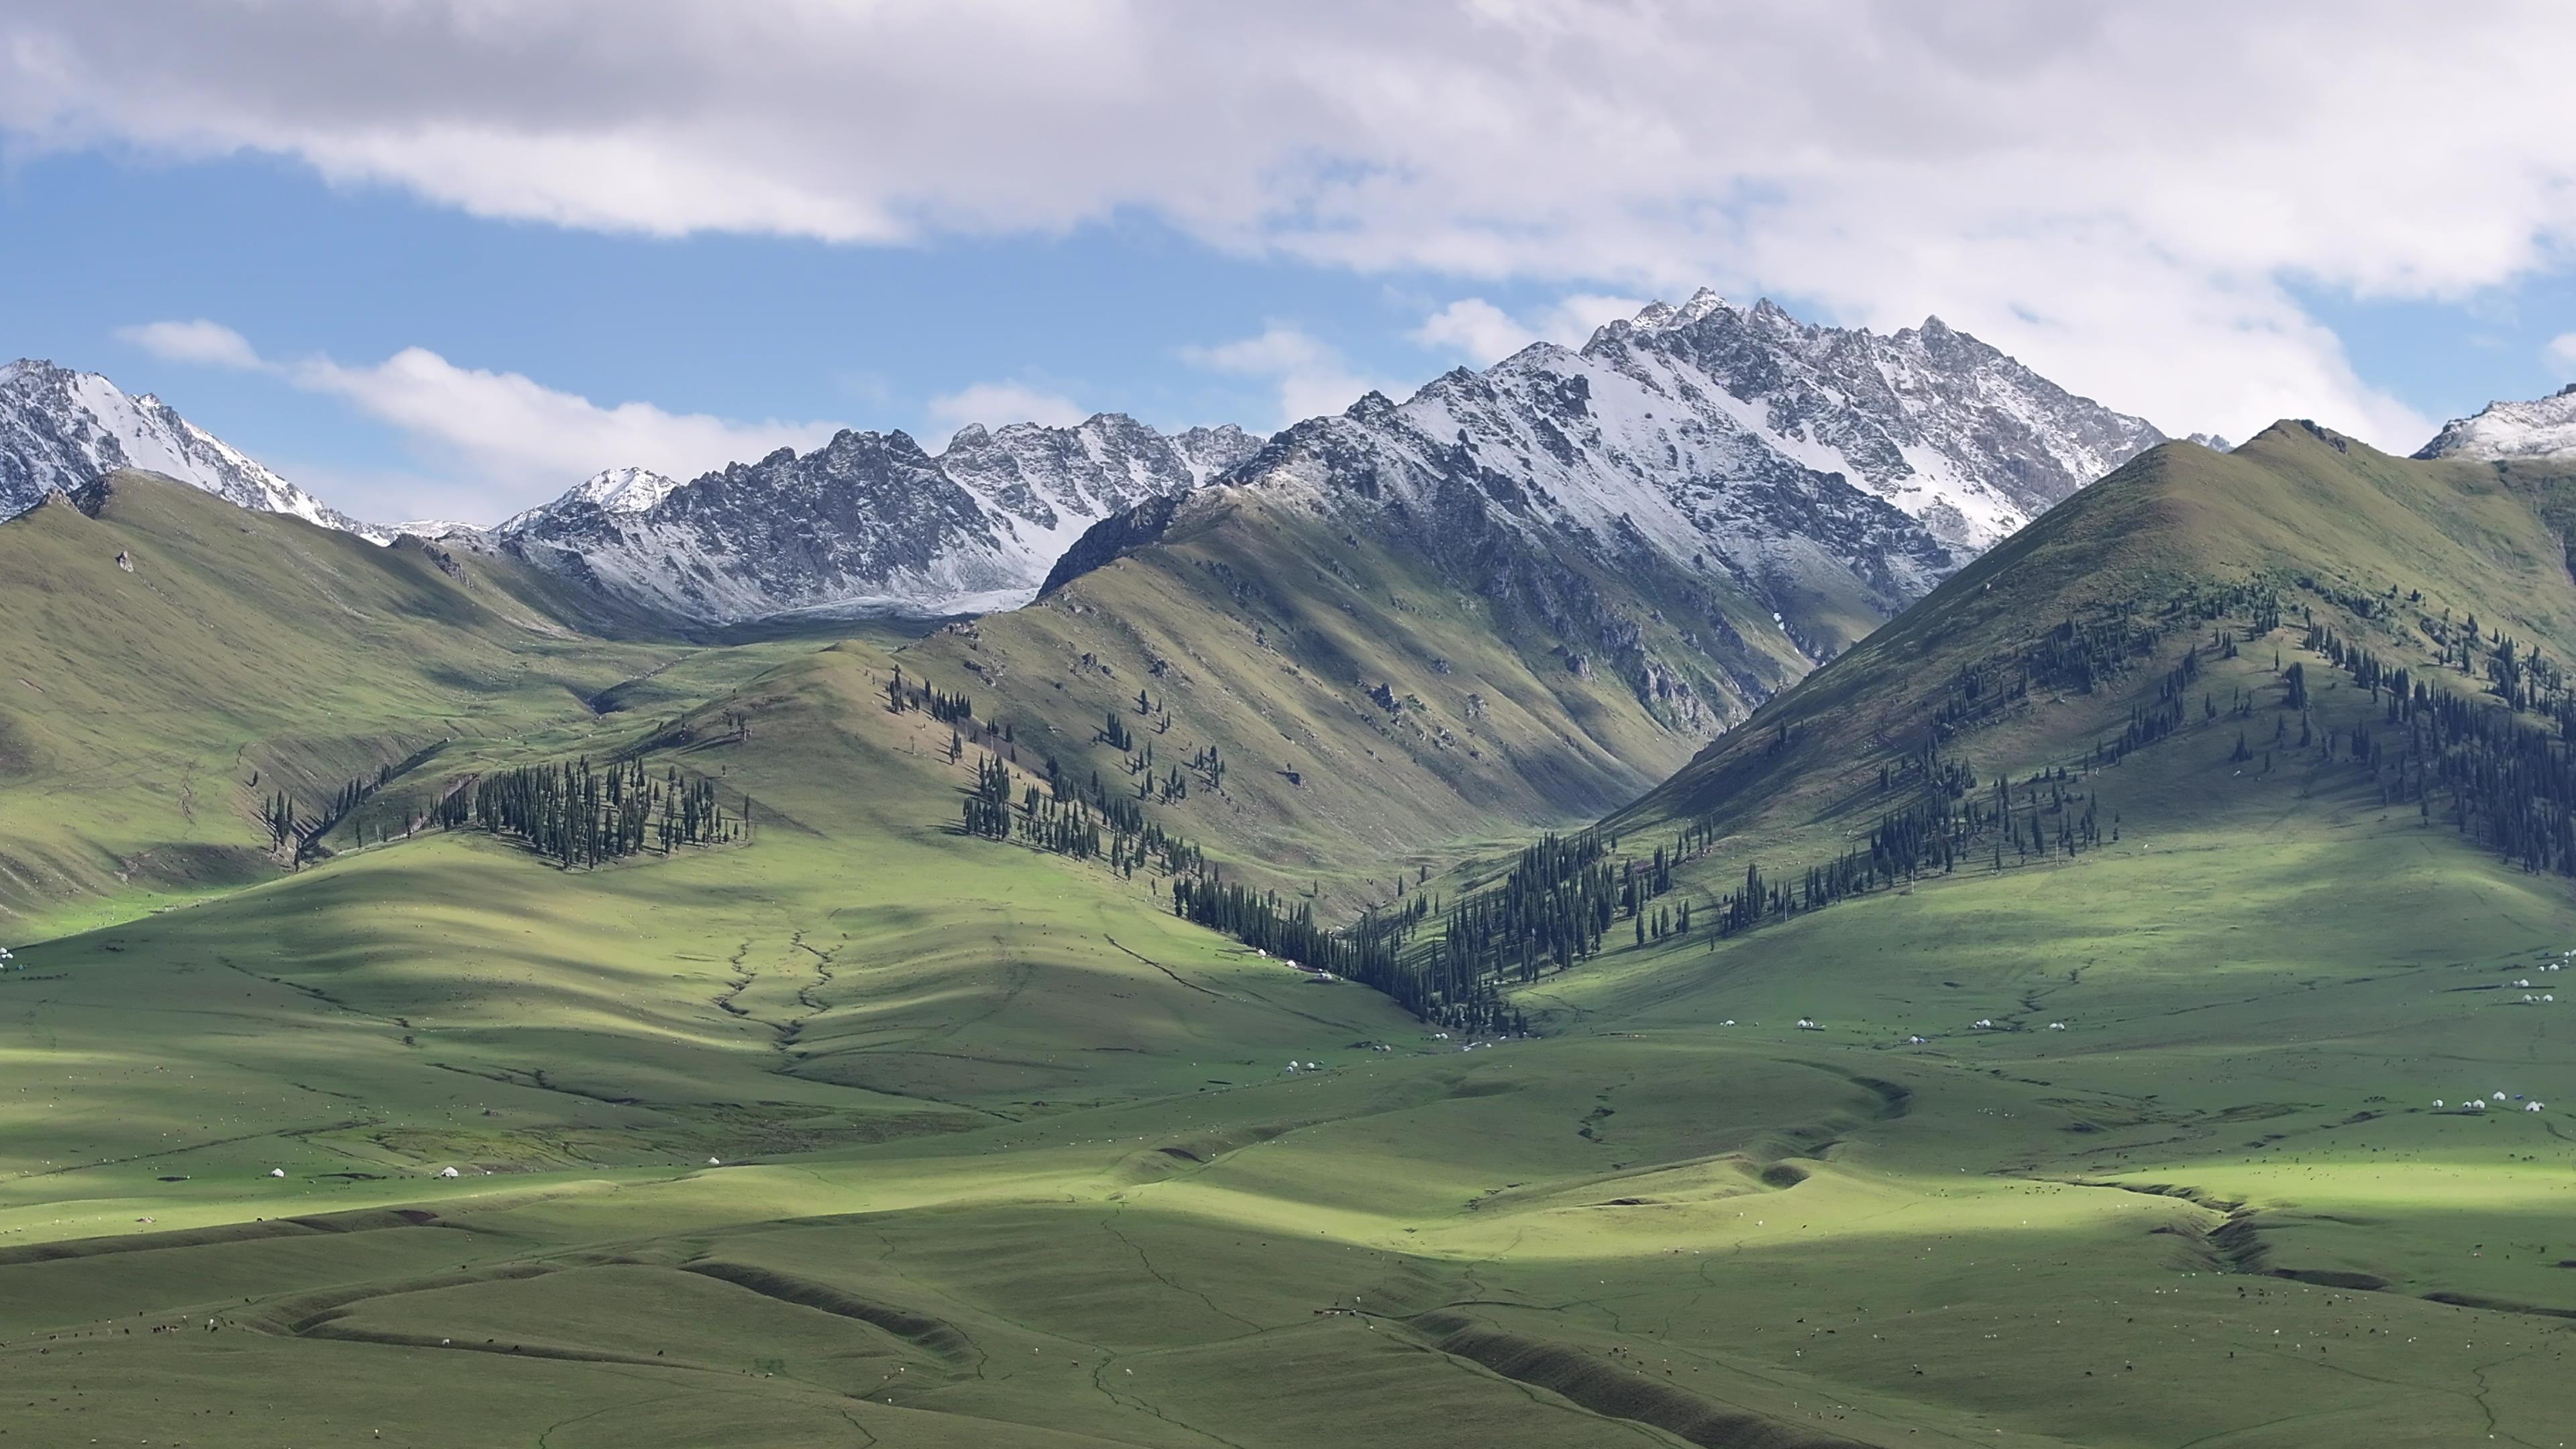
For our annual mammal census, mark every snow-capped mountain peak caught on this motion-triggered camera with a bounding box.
[2415,384,2576,462]
[568,466,684,513]
[0,358,385,539]
[1566,294,2163,550]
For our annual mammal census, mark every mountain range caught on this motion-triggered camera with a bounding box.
[10,305,2572,645]
[3,293,2167,625]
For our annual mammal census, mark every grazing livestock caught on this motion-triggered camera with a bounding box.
[2047,1022,2068,1031]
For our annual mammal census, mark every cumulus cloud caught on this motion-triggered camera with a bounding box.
[116,318,265,370]
[21,5,2576,445]
[1412,294,1650,365]
[1181,325,1384,427]
[926,381,1089,435]
[2549,333,2576,372]
[115,320,840,521]
[286,347,839,496]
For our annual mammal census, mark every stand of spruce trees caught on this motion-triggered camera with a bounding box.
[2306,617,2576,875]
[426,757,740,868]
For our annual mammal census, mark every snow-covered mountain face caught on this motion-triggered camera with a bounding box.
[7,293,2154,636]
[2415,384,2576,462]
[1036,295,2163,735]
[1576,292,2163,550]
[497,414,1259,621]
[1061,293,2155,614]
[0,358,382,538]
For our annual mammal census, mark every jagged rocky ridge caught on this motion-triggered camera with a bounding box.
[2416,383,2576,462]
[7,291,2162,629]
[0,359,379,537]
[492,417,1261,621]
[1051,291,2161,641]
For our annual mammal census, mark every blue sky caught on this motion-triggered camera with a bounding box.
[5,3,2574,523]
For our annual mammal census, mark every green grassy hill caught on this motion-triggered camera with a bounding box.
[1612,423,2576,852]
[0,472,716,930]
[898,480,1823,910]
[6,437,2576,1446]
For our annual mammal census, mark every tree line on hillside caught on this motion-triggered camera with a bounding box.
[2306,620,2576,875]
[1652,587,2246,947]
[258,740,449,866]
[423,757,744,868]
[960,753,1203,877]
[1703,749,2106,938]
[922,661,1520,1028]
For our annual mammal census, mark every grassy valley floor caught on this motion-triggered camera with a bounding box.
[5,778,2575,1446]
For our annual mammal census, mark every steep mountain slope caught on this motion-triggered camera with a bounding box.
[0,469,714,928]
[496,414,1260,621]
[902,476,1817,896]
[0,359,379,537]
[1607,423,2576,853]
[884,302,2153,890]
[2415,381,2576,461]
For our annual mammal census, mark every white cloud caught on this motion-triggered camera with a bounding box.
[2548,333,2576,372]
[285,348,839,508]
[1181,325,1383,427]
[1412,293,1650,365]
[116,318,265,370]
[1412,300,1532,364]
[115,320,841,521]
[23,5,2576,446]
[926,381,1089,435]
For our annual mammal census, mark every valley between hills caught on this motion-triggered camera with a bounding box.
[7,405,2576,1446]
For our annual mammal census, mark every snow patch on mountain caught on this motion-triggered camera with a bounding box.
[0,358,384,538]
[568,466,685,514]
[2415,384,2576,462]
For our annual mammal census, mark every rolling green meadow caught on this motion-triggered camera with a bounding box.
[6,437,2576,1447]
